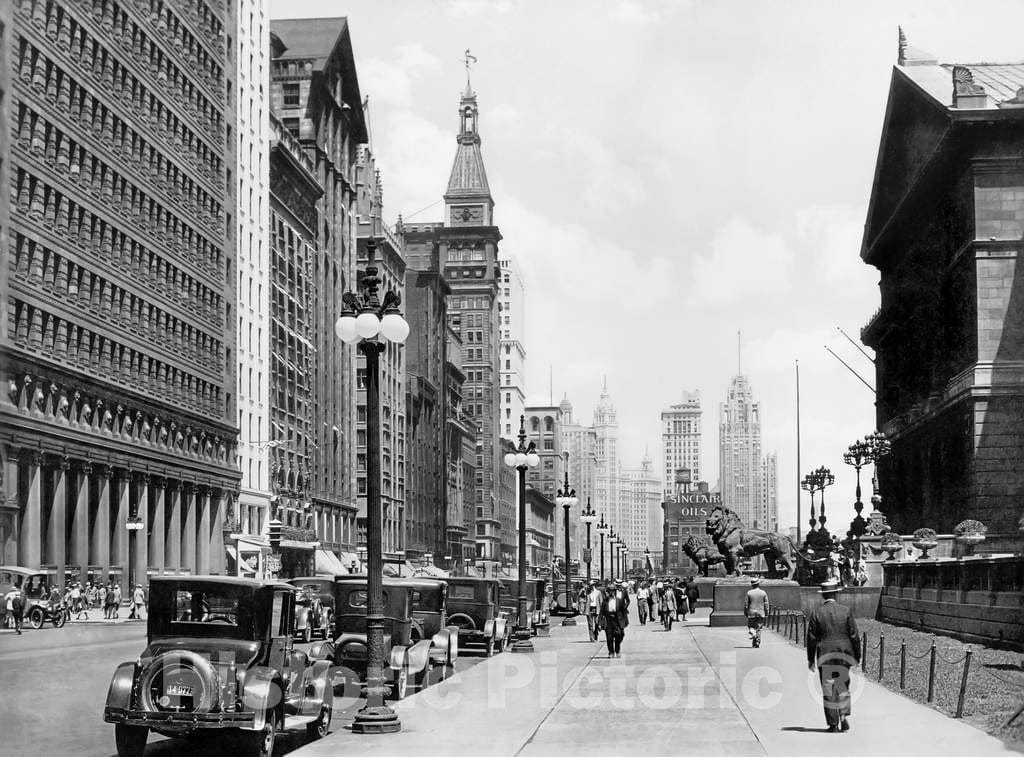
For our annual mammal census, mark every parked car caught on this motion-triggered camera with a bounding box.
[387,577,459,668]
[0,566,59,626]
[288,577,335,642]
[444,577,509,655]
[551,578,586,616]
[324,579,435,700]
[498,577,551,637]
[102,576,333,757]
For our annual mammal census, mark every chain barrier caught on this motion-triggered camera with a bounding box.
[975,663,1024,689]
[935,648,970,666]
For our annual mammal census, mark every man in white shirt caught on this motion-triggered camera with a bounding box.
[635,582,650,625]
[586,581,604,642]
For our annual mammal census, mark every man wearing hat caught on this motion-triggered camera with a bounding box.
[806,578,862,733]
[601,579,630,658]
[744,577,769,647]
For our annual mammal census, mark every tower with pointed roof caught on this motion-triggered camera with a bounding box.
[593,380,622,554]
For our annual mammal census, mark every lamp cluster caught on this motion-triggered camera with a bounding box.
[334,238,410,346]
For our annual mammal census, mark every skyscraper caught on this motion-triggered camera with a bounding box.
[661,391,703,498]
[497,254,526,440]
[620,452,661,570]
[761,451,779,532]
[719,375,764,528]
[560,395,595,564]
[593,380,621,558]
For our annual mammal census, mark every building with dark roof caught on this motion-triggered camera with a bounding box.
[860,30,1024,542]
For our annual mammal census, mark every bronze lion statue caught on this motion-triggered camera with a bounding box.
[705,505,795,578]
[682,535,727,576]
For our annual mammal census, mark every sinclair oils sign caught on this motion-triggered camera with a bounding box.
[662,493,722,522]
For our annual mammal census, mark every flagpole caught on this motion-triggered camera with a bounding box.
[796,359,802,544]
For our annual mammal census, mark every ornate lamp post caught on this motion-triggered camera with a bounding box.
[801,473,819,535]
[503,415,540,652]
[555,455,578,626]
[608,529,617,581]
[335,237,409,734]
[580,498,597,583]
[596,515,609,580]
[815,466,836,531]
[844,438,871,537]
[618,541,627,580]
[644,546,652,577]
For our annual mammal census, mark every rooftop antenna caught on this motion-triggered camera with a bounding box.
[463,49,477,90]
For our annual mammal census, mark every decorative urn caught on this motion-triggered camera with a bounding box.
[911,527,939,560]
[953,519,987,557]
[879,532,902,560]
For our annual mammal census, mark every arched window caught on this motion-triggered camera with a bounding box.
[530,417,540,432]
[544,416,554,432]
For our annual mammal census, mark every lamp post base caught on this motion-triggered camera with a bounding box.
[511,637,535,653]
[561,616,577,626]
[351,705,402,734]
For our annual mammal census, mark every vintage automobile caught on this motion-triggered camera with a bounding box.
[552,578,586,616]
[102,576,333,757]
[0,566,61,627]
[323,579,436,700]
[444,577,509,656]
[498,577,551,637]
[388,577,459,668]
[288,577,335,642]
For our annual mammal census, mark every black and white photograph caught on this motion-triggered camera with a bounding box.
[0,0,1022,755]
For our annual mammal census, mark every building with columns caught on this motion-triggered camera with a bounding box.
[1,0,239,588]
[860,34,1024,542]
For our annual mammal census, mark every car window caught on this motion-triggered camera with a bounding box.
[172,588,243,625]
[275,592,290,635]
[449,585,475,600]
[348,590,387,608]
[411,590,421,608]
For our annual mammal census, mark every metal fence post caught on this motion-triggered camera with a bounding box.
[862,632,869,671]
[878,634,885,681]
[927,643,937,703]
[900,640,906,689]
[956,650,973,718]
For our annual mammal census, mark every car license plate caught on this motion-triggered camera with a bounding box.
[166,683,193,697]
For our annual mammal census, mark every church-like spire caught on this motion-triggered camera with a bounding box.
[445,56,493,225]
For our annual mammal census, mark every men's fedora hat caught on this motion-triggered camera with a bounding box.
[818,578,842,594]
[750,577,761,586]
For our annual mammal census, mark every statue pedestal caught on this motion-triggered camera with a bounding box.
[709,578,801,627]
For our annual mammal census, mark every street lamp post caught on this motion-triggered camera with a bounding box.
[801,474,818,536]
[844,438,871,537]
[815,466,836,531]
[503,415,540,653]
[580,498,597,584]
[126,514,144,591]
[596,515,609,580]
[608,530,617,581]
[335,237,409,734]
[644,546,651,578]
[555,454,578,626]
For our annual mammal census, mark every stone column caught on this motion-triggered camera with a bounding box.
[69,461,92,578]
[181,484,196,573]
[2,448,21,566]
[150,477,165,573]
[196,486,210,574]
[48,456,70,588]
[112,469,130,591]
[19,450,43,569]
[165,481,181,570]
[92,465,111,583]
[134,473,149,586]
[210,489,226,575]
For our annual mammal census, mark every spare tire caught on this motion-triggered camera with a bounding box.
[446,613,476,631]
[138,650,220,713]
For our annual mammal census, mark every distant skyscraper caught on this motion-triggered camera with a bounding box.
[761,451,779,531]
[560,395,596,563]
[620,452,661,570]
[498,255,526,440]
[593,380,622,559]
[661,392,703,498]
[719,376,763,527]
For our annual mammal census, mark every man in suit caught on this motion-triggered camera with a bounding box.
[602,579,630,657]
[806,578,862,732]
[744,577,769,647]
[684,577,700,614]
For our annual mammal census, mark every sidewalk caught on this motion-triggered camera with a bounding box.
[294,607,1018,756]
[0,608,145,633]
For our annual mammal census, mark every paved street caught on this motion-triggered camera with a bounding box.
[0,619,481,756]
[293,604,1018,757]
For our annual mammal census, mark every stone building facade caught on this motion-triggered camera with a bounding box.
[661,391,702,499]
[269,18,367,560]
[498,254,526,440]
[1,0,239,588]
[525,404,565,567]
[719,375,763,528]
[860,36,1024,540]
[560,395,595,565]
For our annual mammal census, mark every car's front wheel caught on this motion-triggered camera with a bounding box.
[114,724,148,757]
[248,712,277,757]
[29,608,44,630]
[52,607,67,628]
[306,700,332,740]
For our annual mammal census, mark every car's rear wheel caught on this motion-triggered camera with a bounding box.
[29,608,44,629]
[114,724,148,757]
[306,701,332,740]
[52,608,67,628]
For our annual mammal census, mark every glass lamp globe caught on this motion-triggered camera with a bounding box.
[526,452,540,468]
[514,452,527,467]
[334,314,358,343]
[380,312,410,343]
[503,452,516,467]
[355,311,381,339]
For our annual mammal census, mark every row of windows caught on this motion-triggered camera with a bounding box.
[10,184,223,325]
[11,233,222,369]
[13,102,222,239]
[13,31,224,185]
[446,248,485,262]
[450,297,489,311]
[10,299,225,416]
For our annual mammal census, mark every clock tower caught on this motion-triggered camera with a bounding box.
[444,83,494,226]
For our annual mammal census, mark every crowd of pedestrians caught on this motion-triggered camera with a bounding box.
[2,579,144,631]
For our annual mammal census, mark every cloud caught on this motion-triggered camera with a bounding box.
[360,44,442,107]
[691,219,795,307]
[608,1,664,24]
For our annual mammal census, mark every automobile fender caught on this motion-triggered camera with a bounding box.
[483,618,495,639]
[492,617,508,641]
[405,639,434,674]
[308,640,336,662]
[240,666,284,731]
[388,644,409,672]
[295,607,310,629]
[298,659,333,717]
[444,626,459,662]
[104,661,138,711]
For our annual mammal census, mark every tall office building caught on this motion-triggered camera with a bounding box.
[593,380,622,567]
[719,375,764,528]
[560,394,595,565]
[497,254,525,440]
[661,391,703,498]
[620,452,661,570]
[761,451,778,532]
[2,0,239,585]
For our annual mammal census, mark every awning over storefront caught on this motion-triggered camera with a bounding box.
[411,564,449,578]
[226,545,258,575]
[281,539,319,550]
[314,549,347,576]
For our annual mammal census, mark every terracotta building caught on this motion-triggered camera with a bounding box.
[861,32,1024,540]
[1,0,239,589]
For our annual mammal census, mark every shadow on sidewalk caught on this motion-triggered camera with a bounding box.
[780,726,833,734]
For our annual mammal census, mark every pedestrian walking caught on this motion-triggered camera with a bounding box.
[111,583,122,619]
[684,577,700,615]
[131,584,146,620]
[656,581,676,629]
[672,579,687,621]
[806,578,861,733]
[585,581,604,642]
[636,582,650,624]
[71,582,88,620]
[5,586,24,634]
[602,579,629,658]
[744,577,769,647]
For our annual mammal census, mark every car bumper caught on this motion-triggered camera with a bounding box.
[104,708,257,732]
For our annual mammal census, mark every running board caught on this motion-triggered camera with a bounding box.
[283,714,318,730]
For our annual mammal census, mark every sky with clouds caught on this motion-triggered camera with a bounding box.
[271,0,1023,534]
